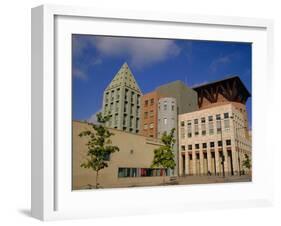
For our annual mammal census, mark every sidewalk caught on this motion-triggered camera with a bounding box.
[176,175,251,185]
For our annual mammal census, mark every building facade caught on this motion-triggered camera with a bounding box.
[73,121,173,190]
[140,91,162,138]
[178,104,251,176]
[178,76,252,176]
[158,97,178,175]
[156,80,198,114]
[102,62,142,133]
[140,80,198,138]
[157,97,177,137]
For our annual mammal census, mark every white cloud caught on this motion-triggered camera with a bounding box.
[72,35,181,79]
[209,55,231,73]
[73,68,87,80]
[86,36,180,68]
[87,109,102,124]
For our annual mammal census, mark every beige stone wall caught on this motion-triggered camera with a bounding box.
[178,103,252,177]
[72,121,171,190]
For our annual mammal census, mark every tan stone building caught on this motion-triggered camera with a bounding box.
[178,103,252,176]
[179,76,252,177]
[72,121,173,190]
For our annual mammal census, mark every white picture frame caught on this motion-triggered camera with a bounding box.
[31,4,274,221]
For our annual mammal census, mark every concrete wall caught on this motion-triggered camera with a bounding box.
[72,121,172,190]
[178,103,252,177]
[158,97,177,137]
[156,80,198,114]
[158,97,178,175]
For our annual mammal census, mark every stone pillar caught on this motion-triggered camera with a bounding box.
[185,150,189,175]
[178,151,183,176]
[192,151,196,176]
[215,148,220,175]
[232,144,239,175]
[223,145,229,176]
[199,150,204,175]
[207,147,212,174]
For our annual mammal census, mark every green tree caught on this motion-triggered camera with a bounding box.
[79,113,119,189]
[242,154,252,175]
[151,128,176,184]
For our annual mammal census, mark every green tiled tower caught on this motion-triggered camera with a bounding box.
[102,62,142,133]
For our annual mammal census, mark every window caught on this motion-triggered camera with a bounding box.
[150,110,154,118]
[118,168,169,178]
[224,112,229,119]
[144,124,148,130]
[124,103,128,113]
[226,139,231,146]
[164,101,167,110]
[181,145,185,151]
[210,142,215,148]
[187,120,192,137]
[218,141,222,147]
[131,92,134,102]
[150,98,154,105]
[180,127,185,139]
[150,123,154,129]
[194,119,198,124]
[103,152,111,161]
[144,112,148,119]
[125,89,128,100]
[201,117,206,123]
[171,105,175,111]
[194,123,199,136]
[144,100,148,107]
[202,143,207,149]
[116,89,120,100]
[224,119,230,130]
[181,121,185,127]
[209,120,214,135]
[216,114,221,120]
[195,144,200,149]
[164,118,167,125]
[208,116,213,121]
[188,145,192,150]
[123,116,127,126]
[216,120,222,133]
[201,122,206,136]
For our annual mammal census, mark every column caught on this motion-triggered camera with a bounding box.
[222,141,229,176]
[231,143,239,175]
[185,150,189,175]
[178,150,183,176]
[215,148,220,175]
[199,149,204,175]
[207,146,212,174]
[192,150,196,176]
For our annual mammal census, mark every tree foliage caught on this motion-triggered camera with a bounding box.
[151,128,176,174]
[242,154,251,170]
[79,112,119,188]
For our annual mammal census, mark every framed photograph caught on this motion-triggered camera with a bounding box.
[31,4,274,221]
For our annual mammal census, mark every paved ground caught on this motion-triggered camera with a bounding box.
[168,175,252,186]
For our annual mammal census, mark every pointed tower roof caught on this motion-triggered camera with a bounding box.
[105,62,142,94]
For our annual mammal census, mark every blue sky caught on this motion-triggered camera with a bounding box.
[72,35,252,128]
